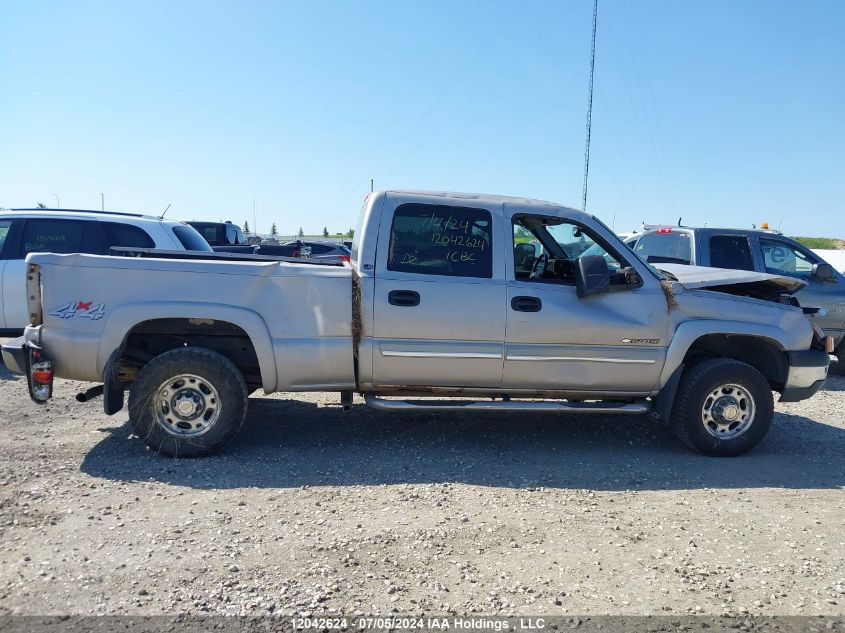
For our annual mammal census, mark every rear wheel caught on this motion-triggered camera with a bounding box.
[669,358,773,456]
[128,347,248,457]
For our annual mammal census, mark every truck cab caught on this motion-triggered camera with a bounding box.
[354,192,669,396]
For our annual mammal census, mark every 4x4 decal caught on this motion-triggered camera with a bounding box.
[48,300,106,320]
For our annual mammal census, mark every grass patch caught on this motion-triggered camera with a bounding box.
[791,236,844,250]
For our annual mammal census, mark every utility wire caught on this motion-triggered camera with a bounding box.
[582,0,599,212]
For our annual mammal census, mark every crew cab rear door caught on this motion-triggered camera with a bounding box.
[370,196,506,388]
[502,205,670,394]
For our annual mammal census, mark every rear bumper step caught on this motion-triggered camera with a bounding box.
[364,393,650,414]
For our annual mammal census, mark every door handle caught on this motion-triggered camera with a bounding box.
[511,296,542,312]
[388,290,420,307]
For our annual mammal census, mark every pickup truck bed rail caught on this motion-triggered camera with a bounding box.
[108,247,343,266]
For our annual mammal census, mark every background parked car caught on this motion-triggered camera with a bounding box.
[625,226,845,365]
[0,208,210,332]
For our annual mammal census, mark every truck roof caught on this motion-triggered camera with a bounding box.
[636,225,785,237]
[384,189,589,221]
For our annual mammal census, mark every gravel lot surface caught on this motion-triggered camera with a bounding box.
[1,340,843,617]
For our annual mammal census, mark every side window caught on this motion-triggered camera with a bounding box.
[513,223,540,276]
[309,243,333,255]
[709,235,755,271]
[512,216,623,283]
[387,203,492,278]
[200,226,219,244]
[102,222,155,249]
[634,232,692,265]
[0,220,11,257]
[759,238,816,279]
[19,219,85,257]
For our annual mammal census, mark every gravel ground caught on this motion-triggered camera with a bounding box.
[0,341,843,617]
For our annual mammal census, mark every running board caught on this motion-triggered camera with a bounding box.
[364,394,650,414]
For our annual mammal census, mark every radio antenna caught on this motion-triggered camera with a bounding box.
[581,0,599,212]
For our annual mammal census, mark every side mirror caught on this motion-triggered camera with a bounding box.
[576,255,610,298]
[514,242,536,261]
[812,262,836,282]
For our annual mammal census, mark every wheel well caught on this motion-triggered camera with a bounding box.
[116,318,262,391]
[683,334,787,389]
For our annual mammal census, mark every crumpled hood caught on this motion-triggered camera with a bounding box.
[656,263,807,295]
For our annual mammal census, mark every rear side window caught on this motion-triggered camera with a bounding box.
[172,225,213,251]
[387,203,492,278]
[308,243,334,255]
[709,235,755,271]
[102,222,155,249]
[19,219,85,257]
[633,232,692,265]
[0,220,11,256]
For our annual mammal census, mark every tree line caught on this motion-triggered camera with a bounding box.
[243,221,354,239]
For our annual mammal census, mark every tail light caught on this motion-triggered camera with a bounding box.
[26,345,53,403]
[656,227,673,234]
[291,250,300,258]
[31,363,53,384]
[339,255,350,262]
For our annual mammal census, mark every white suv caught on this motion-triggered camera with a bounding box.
[0,208,211,332]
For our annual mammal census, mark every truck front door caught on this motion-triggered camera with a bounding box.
[502,207,670,394]
[370,199,506,388]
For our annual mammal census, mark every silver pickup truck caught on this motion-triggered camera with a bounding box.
[1,191,833,457]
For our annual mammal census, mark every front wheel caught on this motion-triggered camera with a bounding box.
[669,358,773,456]
[128,347,248,457]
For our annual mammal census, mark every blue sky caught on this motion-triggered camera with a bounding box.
[1,0,843,236]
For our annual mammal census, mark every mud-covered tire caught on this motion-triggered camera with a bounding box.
[128,347,248,457]
[669,358,773,457]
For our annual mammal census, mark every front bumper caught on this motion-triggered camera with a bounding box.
[779,349,830,403]
[1,335,26,375]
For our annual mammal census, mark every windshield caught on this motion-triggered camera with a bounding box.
[545,223,621,271]
[629,248,667,279]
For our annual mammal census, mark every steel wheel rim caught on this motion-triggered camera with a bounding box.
[154,374,221,437]
[701,382,755,439]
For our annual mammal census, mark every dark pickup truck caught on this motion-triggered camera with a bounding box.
[626,226,845,366]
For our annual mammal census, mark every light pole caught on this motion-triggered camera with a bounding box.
[252,198,257,235]
[51,193,60,208]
